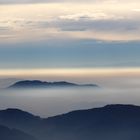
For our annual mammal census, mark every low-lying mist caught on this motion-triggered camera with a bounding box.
[0,87,140,117]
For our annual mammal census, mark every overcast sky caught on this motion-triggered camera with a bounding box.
[0,0,140,79]
[0,0,139,4]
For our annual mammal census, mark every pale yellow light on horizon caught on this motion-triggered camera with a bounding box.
[0,68,140,78]
[0,68,140,88]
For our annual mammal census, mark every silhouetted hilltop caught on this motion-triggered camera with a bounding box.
[8,80,99,89]
[0,108,41,125]
[0,105,140,140]
[0,108,41,135]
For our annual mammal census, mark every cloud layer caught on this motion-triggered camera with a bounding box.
[0,1,140,42]
[0,0,140,4]
[0,0,110,4]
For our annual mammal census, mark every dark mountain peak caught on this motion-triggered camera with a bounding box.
[19,80,44,83]
[103,104,140,111]
[50,81,77,86]
[0,105,140,140]
[0,108,41,129]
[8,80,99,89]
[45,104,140,124]
[104,104,138,109]
[2,108,36,118]
[10,80,48,88]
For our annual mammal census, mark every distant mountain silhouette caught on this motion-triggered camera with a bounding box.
[8,80,99,89]
[1,105,140,140]
[0,124,37,140]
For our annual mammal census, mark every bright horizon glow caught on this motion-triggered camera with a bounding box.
[0,1,140,72]
[0,68,140,77]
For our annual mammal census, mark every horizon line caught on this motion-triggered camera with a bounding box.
[0,68,139,77]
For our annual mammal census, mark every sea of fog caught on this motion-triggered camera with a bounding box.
[0,88,140,117]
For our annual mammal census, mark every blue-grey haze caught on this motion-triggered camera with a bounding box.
[0,87,140,117]
[0,40,140,69]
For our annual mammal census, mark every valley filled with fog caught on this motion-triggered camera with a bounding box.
[0,87,140,117]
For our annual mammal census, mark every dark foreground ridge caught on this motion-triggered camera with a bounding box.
[0,124,37,140]
[8,80,99,89]
[0,104,140,140]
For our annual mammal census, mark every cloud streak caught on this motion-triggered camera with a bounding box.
[0,0,113,4]
[0,2,140,42]
[0,0,140,4]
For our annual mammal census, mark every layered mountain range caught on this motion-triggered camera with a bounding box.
[0,105,140,140]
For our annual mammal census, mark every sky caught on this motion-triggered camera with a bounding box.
[0,0,140,84]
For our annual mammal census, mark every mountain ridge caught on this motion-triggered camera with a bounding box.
[8,80,99,89]
[0,124,37,140]
[0,104,140,140]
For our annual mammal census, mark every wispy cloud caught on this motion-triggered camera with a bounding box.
[0,2,140,42]
[0,0,111,4]
[0,0,140,4]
